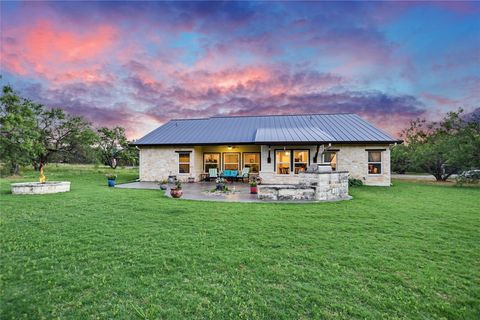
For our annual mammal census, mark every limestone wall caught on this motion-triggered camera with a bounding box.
[139,146,196,182]
[335,145,391,186]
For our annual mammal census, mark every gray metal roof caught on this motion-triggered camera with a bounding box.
[134,113,400,145]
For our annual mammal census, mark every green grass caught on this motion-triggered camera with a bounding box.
[1,165,479,319]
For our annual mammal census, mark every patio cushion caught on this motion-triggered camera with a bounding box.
[209,168,218,178]
[239,167,250,177]
[223,170,238,177]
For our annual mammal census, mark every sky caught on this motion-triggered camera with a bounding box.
[1,1,479,139]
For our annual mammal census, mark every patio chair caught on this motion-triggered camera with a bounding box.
[238,167,250,182]
[208,168,218,181]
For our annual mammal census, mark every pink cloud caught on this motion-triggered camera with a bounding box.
[2,19,118,82]
[421,92,459,106]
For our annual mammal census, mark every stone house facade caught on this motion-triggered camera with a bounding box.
[138,143,391,186]
[134,114,400,187]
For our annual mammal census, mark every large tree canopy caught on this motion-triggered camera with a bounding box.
[0,86,43,174]
[97,127,138,169]
[1,85,137,174]
[33,107,97,168]
[391,109,480,181]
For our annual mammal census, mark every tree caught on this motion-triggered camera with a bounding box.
[399,109,480,181]
[0,86,43,175]
[390,144,410,174]
[33,108,98,169]
[96,127,138,168]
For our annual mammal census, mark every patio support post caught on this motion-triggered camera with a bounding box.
[313,145,320,163]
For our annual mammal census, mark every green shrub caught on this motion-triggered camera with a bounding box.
[456,170,480,186]
[349,178,363,187]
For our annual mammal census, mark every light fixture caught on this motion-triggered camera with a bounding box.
[227,145,233,150]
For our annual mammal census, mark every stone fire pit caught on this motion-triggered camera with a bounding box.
[11,182,71,195]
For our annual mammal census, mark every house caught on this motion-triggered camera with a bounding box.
[132,113,401,186]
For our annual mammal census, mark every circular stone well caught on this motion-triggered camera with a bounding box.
[11,182,71,195]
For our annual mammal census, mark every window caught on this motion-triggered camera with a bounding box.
[276,150,291,174]
[223,153,240,170]
[368,151,382,174]
[178,152,190,174]
[243,153,260,173]
[293,150,309,174]
[323,151,337,171]
[204,153,220,173]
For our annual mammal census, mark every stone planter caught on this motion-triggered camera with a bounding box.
[160,184,168,190]
[216,183,226,191]
[170,188,183,198]
[11,181,71,195]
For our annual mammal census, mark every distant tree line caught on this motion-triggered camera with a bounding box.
[391,109,480,181]
[0,85,138,175]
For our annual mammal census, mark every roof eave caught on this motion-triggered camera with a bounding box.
[131,140,403,147]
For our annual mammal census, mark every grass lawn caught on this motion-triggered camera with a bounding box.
[1,165,479,319]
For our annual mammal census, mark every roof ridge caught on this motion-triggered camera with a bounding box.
[169,118,210,121]
[168,113,356,122]
[210,112,355,119]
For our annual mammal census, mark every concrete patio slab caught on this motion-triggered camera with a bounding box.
[117,181,259,202]
[115,181,345,203]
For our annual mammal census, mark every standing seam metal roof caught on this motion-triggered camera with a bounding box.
[134,113,399,145]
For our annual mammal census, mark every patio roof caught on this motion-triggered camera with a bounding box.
[133,113,401,146]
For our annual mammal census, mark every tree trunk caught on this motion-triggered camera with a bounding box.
[9,162,19,175]
[109,157,118,169]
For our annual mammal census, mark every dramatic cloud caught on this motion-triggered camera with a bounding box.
[1,1,479,139]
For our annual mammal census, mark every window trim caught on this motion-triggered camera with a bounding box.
[367,150,382,175]
[242,152,261,173]
[274,149,310,175]
[293,149,310,174]
[323,150,338,171]
[275,149,292,175]
[178,152,191,174]
[222,152,241,171]
[203,152,221,173]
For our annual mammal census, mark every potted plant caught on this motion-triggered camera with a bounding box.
[249,181,258,194]
[170,181,183,198]
[159,179,168,190]
[215,177,226,191]
[106,173,117,187]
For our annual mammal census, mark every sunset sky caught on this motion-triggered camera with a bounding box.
[1,1,479,139]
